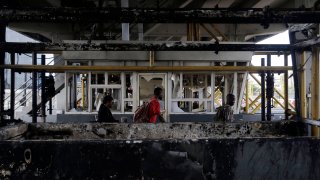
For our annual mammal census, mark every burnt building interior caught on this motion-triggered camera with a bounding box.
[1,0,320,179]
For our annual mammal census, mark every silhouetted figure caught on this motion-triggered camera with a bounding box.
[98,95,118,123]
[215,94,235,122]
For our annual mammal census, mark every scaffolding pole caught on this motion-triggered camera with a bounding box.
[10,53,15,121]
[312,47,320,136]
[284,54,289,119]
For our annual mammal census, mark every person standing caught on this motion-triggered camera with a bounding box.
[215,94,235,122]
[148,87,165,123]
[98,95,118,123]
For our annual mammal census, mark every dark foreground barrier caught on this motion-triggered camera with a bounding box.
[0,122,314,179]
[1,138,320,179]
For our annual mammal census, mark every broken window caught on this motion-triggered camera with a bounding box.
[108,73,121,84]
[171,73,213,113]
[91,87,121,112]
[91,73,105,84]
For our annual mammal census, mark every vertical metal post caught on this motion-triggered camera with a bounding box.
[223,75,229,105]
[266,54,273,121]
[289,31,301,121]
[311,47,320,136]
[0,23,5,123]
[49,99,53,115]
[300,52,307,119]
[10,53,15,121]
[284,54,289,119]
[73,74,77,108]
[41,55,46,122]
[261,58,266,121]
[246,78,249,114]
[32,52,37,123]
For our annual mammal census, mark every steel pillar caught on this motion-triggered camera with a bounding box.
[284,54,289,120]
[10,53,15,121]
[32,52,37,123]
[289,31,302,121]
[0,24,5,123]
[266,54,273,121]
[41,55,46,122]
[245,79,249,114]
[300,52,307,119]
[261,58,266,121]
[311,47,320,136]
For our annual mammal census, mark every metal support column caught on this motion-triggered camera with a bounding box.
[41,55,46,122]
[300,52,307,119]
[10,53,15,121]
[284,54,289,119]
[73,74,77,109]
[311,47,320,136]
[246,79,249,114]
[266,54,273,121]
[0,23,5,123]
[32,52,37,123]
[289,31,301,121]
[261,58,266,121]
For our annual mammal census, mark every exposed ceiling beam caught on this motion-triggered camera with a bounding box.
[144,0,194,36]
[1,7,320,23]
[0,64,292,73]
[0,41,296,52]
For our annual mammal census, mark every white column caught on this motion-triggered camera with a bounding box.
[211,70,215,112]
[121,72,125,113]
[233,62,238,112]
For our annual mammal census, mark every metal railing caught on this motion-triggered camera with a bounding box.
[5,55,63,111]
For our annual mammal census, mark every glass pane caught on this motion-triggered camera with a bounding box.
[91,88,121,112]
[174,101,207,112]
[139,74,165,107]
[207,101,212,112]
[193,74,205,88]
[91,73,105,84]
[92,88,104,111]
[108,73,121,84]
[78,74,89,111]
[214,89,223,108]
[171,73,181,99]
[125,73,133,98]
[105,88,121,111]
[124,101,133,112]
[182,74,211,99]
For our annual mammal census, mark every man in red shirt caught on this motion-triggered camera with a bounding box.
[148,87,164,123]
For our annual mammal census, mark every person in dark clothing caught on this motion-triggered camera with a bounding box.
[215,94,235,122]
[98,95,118,123]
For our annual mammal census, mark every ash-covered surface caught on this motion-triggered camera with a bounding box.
[0,121,304,140]
[0,138,320,180]
[0,121,313,180]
